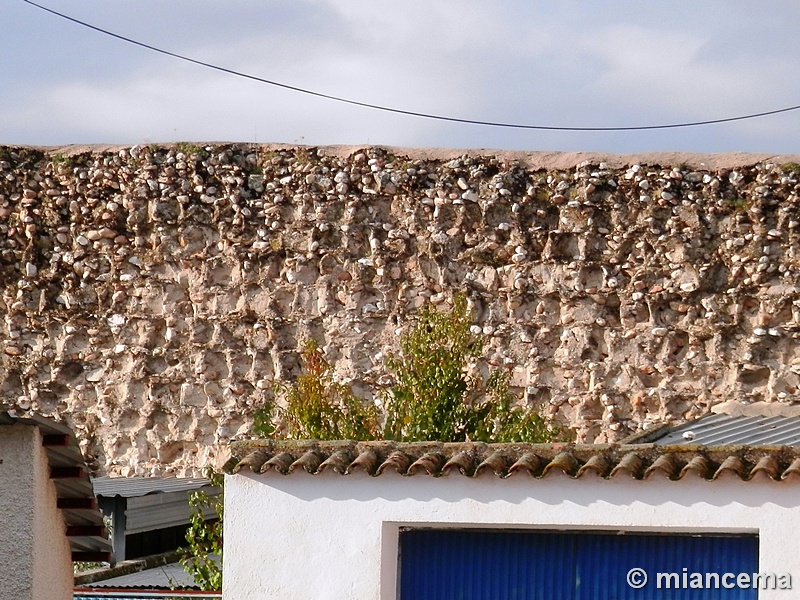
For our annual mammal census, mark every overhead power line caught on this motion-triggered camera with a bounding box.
[21,0,800,132]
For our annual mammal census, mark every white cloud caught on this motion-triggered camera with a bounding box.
[3,0,800,152]
[581,24,785,121]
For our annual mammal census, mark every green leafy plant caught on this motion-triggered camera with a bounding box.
[251,296,563,445]
[479,370,557,442]
[782,162,800,177]
[73,561,106,574]
[382,294,555,443]
[179,469,223,591]
[174,142,209,160]
[292,147,312,164]
[383,294,482,441]
[253,340,380,440]
[725,192,749,212]
[50,152,72,165]
[384,296,563,442]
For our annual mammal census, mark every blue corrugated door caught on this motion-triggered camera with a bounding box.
[399,530,758,600]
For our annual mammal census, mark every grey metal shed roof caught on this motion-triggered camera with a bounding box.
[85,560,200,588]
[92,476,211,498]
[75,554,221,598]
[649,413,800,446]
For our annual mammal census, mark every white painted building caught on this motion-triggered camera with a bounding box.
[224,440,800,600]
[0,411,111,600]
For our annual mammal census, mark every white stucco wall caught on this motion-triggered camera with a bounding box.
[224,469,800,600]
[30,425,72,600]
[0,424,72,600]
[0,425,37,599]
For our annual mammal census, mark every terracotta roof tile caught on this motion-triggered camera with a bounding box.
[752,454,781,479]
[442,450,474,475]
[377,450,410,475]
[320,448,354,474]
[225,440,800,482]
[714,455,746,479]
[476,451,509,476]
[508,451,542,476]
[408,452,445,475]
[576,454,610,478]
[785,458,800,479]
[646,453,682,479]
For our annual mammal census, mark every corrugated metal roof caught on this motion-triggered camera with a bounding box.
[124,488,221,535]
[84,561,200,588]
[225,439,800,481]
[75,555,220,597]
[0,409,112,561]
[92,477,212,498]
[652,413,800,446]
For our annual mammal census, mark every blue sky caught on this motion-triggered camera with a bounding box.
[3,0,800,153]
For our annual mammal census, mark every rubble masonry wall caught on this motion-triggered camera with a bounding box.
[2,144,800,475]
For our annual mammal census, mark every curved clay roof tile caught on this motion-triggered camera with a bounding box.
[408,452,446,476]
[542,452,579,477]
[265,452,295,475]
[609,452,644,479]
[289,450,324,474]
[508,452,543,477]
[781,457,800,480]
[318,449,355,474]
[475,451,512,477]
[347,449,379,475]
[713,455,747,480]
[679,455,714,480]
[233,448,272,474]
[645,453,682,480]
[576,454,611,478]
[376,450,412,475]
[749,454,780,480]
[442,451,477,476]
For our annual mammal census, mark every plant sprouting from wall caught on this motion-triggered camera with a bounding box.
[253,340,380,440]
[250,295,564,444]
[174,142,209,160]
[480,370,558,443]
[383,294,482,441]
[383,294,560,443]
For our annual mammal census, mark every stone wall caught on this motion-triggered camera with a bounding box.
[1,144,800,475]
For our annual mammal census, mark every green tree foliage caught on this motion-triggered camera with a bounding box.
[384,294,555,443]
[383,294,481,441]
[480,370,555,443]
[179,469,223,591]
[253,340,380,440]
